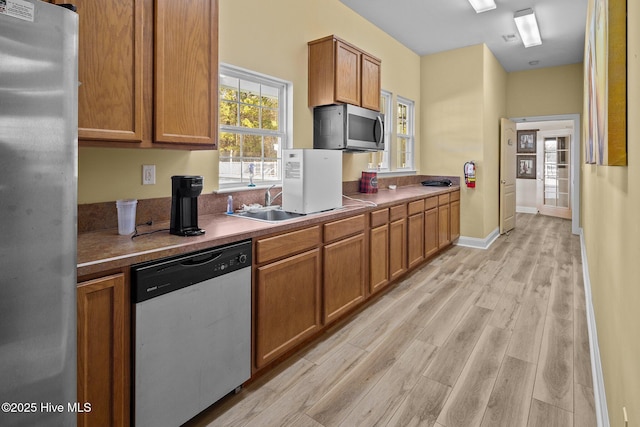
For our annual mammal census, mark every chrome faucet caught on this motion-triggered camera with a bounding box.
[264,185,282,207]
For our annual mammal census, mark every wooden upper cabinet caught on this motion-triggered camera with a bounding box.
[308,35,381,111]
[71,0,218,148]
[334,40,361,106]
[71,0,144,143]
[361,54,381,111]
[155,0,218,147]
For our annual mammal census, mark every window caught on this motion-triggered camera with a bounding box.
[218,64,290,189]
[396,96,415,170]
[377,90,392,171]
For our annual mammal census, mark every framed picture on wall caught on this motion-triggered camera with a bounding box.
[516,155,536,179]
[517,130,537,153]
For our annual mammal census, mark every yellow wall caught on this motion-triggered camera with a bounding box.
[78,0,421,204]
[482,46,507,238]
[581,0,640,424]
[507,63,584,118]
[420,45,506,239]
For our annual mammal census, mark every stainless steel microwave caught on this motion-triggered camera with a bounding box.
[313,104,385,152]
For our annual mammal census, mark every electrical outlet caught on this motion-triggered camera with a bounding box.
[142,165,155,185]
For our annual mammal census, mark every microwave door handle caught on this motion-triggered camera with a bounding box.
[375,116,384,146]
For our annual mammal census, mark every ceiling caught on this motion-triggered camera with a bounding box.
[339,0,588,72]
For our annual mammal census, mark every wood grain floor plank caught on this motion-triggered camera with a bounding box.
[423,306,493,387]
[187,356,316,427]
[574,308,593,388]
[506,294,548,364]
[338,340,438,427]
[243,343,365,427]
[527,398,573,427]
[416,288,477,346]
[489,290,522,330]
[532,314,574,412]
[480,356,536,427]
[385,377,451,427]
[283,414,325,427]
[549,261,573,321]
[527,263,554,301]
[349,283,434,351]
[405,279,461,327]
[572,254,586,312]
[302,294,397,365]
[436,326,511,427]
[574,383,597,427]
[306,321,423,426]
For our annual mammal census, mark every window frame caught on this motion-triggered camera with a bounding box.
[218,63,292,190]
[395,95,415,171]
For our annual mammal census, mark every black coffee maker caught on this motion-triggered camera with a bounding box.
[170,176,205,236]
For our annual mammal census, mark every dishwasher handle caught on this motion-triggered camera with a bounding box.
[180,251,223,267]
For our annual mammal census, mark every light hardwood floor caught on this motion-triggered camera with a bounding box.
[186,213,596,427]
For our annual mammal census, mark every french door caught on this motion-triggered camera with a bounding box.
[538,134,571,219]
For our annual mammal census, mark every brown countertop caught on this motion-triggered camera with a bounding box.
[77,185,459,278]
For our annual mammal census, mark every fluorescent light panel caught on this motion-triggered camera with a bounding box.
[514,8,542,47]
[468,0,496,13]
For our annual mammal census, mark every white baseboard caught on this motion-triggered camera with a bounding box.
[579,228,610,427]
[516,206,538,214]
[455,227,500,250]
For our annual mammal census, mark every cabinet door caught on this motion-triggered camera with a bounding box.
[361,54,381,111]
[256,249,321,369]
[407,213,425,268]
[424,207,439,258]
[389,218,407,280]
[438,203,451,249]
[370,224,389,294]
[155,0,218,146]
[450,200,460,241]
[334,40,361,106]
[324,233,366,324]
[73,0,144,143]
[77,273,128,427]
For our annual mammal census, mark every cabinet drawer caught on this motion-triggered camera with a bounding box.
[324,214,365,243]
[425,196,438,210]
[408,199,425,216]
[450,190,460,202]
[256,226,321,264]
[370,208,389,227]
[438,193,450,206]
[389,204,407,221]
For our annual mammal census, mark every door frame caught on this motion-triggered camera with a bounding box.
[509,114,581,235]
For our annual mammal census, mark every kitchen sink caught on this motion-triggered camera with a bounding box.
[230,208,306,222]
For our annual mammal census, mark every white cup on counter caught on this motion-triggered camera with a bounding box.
[116,199,137,235]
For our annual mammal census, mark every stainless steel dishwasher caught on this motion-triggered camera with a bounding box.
[131,240,252,427]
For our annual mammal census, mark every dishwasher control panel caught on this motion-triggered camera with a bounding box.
[131,240,252,303]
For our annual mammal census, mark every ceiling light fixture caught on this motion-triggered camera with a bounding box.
[468,0,496,13]
[514,8,542,47]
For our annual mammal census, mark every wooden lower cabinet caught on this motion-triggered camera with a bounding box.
[450,199,460,241]
[255,249,321,369]
[407,212,425,269]
[438,203,451,249]
[323,233,366,324]
[77,273,129,427]
[389,218,407,281]
[369,224,390,294]
[424,207,439,258]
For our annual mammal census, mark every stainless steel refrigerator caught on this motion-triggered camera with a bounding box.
[0,1,78,426]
